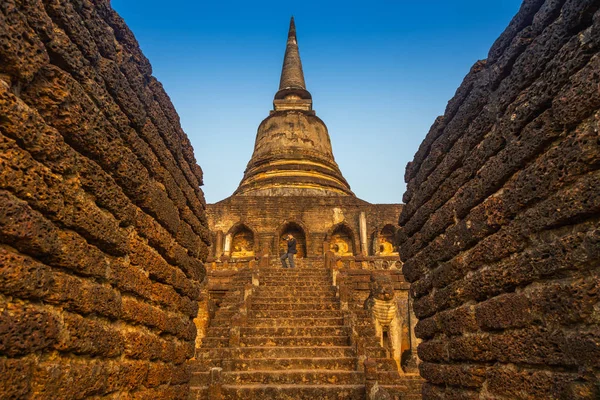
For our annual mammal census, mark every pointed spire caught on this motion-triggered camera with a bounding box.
[234,17,352,197]
[288,16,297,40]
[275,17,311,101]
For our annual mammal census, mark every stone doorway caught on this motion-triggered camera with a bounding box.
[278,222,307,258]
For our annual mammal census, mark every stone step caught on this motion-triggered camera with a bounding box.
[259,282,332,287]
[355,325,377,337]
[197,346,356,360]
[198,384,366,400]
[193,370,364,385]
[258,273,330,278]
[221,289,250,295]
[377,371,424,385]
[258,274,330,279]
[201,337,229,348]
[205,327,229,337]
[256,290,333,296]
[256,283,334,290]
[248,310,343,318]
[354,317,377,326]
[258,278,330,283]
[252,293,338,303]
[376,386,421,399]
[212,308,241,316]
[258,284,332,290]
[255,288,336,295]
[240,326,349,337]
[186,356,357,374]
[373,358,399,372]
[375,371,402,385]
[259,270,328,275]
[216,306,240,314]
[364,347,388,358]
[385,394,422,400]
[258,272,330,277]
[211,311,344,325]
[228,357,357,371]
[381,376,424,397]
[251,302,339,311]
[210,309,242,317]
[365,343,390,354]
[241,335,349,347]
[214,303,245,310]
[258,267,327,272]
[187,386,207,400]
[247,317,344,327]
[213,307,238,313]
[252,297,337,304]
[257,283,331,288]
[208,320,232,328]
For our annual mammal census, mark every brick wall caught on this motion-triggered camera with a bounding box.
[399,0,600,398]
[207,195,402,257]
[0,0,209,398]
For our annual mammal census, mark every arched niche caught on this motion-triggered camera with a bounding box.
[377,224,397,255]
[328,223,356,256]
[278,221,307,258]
[229,224,255,258]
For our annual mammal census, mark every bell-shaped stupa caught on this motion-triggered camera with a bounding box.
[234,17,353,197]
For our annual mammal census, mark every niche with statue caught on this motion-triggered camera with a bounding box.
[230,224,255,258]
[328,224,355,256]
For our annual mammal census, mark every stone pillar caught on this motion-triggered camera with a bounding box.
[359,212,368,256]
[372,234,379,256]
[215,230,224,258]
[259,233,272,256]
[223,233,232,257]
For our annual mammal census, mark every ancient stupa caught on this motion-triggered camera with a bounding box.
[235,17,353,197]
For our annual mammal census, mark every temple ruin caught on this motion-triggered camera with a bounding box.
[0,0,598,399]
[191,17,422,399]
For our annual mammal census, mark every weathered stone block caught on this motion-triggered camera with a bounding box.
[419,362,487,389]
[474,292,533,330]
[0,356,35,399]
[0,1,207,397]
[400,1,600,398]
[0,301,60,357]
[55,312,124,357]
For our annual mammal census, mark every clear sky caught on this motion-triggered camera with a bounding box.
[111,0,524,204]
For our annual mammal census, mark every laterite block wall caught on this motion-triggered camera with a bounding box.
[399,0,600,398]
[0,0,209,398]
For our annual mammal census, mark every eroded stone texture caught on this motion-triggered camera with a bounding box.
[400,0,600,398]
[0,0,209,398]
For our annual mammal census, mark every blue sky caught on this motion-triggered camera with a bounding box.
[111,0,524,204]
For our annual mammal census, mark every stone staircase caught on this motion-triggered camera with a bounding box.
[189,260,422,399]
